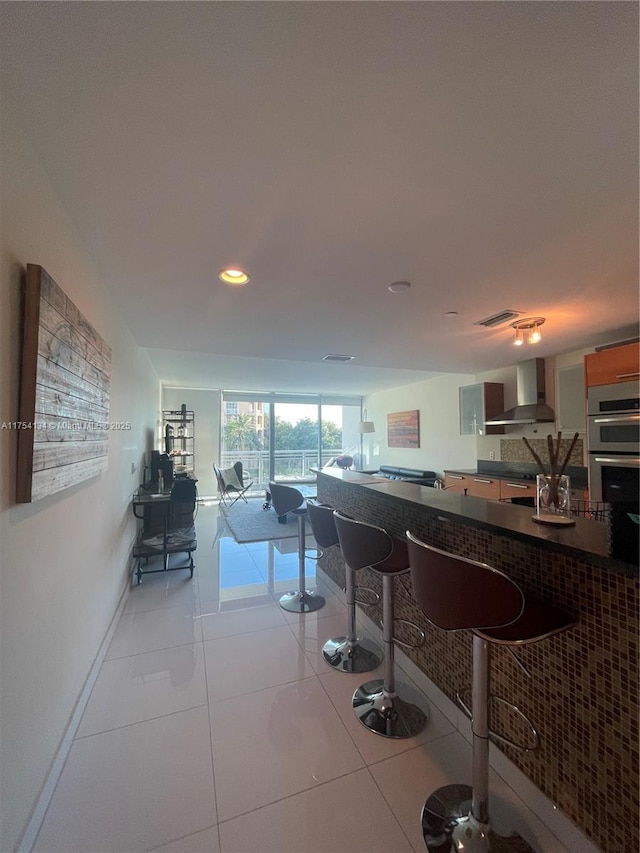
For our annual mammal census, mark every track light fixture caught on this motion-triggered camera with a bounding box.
[511,317,545,346]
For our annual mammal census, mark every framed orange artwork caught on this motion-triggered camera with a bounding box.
[387,410,420,448]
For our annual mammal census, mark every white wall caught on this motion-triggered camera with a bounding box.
[364,373,477,475]
[162,387,222,497]
[0,102,159,851]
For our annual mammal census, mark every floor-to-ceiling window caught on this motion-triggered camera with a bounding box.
[271,401,320,481]
[220,392,362,491]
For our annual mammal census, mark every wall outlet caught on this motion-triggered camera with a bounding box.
[489,451,495,460]
[130,462,136,474]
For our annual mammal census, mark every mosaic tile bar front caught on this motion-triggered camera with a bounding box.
[316,472,638,853]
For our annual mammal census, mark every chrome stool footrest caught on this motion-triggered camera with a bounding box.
[456,690,539,753]
[353,585,380,608]
[421,784,535,852]
[393,618,426,650]
[304,547,322,562]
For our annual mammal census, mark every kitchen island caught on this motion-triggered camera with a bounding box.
[314,467,638,853]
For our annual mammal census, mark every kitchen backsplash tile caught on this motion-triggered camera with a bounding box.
[500,437,583,466]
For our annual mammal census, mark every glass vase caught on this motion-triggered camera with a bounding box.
[536,474,571,519]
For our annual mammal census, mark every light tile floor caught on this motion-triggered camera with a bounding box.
[34,503,577,853]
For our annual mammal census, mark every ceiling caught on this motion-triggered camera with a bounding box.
[1,2,638,396]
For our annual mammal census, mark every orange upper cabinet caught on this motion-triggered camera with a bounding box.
[585,342,640,388]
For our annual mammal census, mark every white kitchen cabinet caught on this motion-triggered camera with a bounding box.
[554,364,586,433]
[459,383,505,435]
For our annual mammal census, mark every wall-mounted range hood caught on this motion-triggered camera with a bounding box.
[485,358,555,426]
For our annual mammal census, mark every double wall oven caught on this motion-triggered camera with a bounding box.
[588,379,640,503]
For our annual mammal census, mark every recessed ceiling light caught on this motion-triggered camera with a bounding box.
[445,311,459,317]
[219,268,250,285]
[388,281,411,293]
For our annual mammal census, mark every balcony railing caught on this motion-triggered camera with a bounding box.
[220,449,342,488]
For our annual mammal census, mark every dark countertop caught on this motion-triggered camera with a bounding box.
[316,468,636,575]
[444,460,589,488]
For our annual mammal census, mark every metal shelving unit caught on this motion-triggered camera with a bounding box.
[162,409,195,474]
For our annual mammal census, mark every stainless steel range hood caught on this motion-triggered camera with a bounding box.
[485,358,555,426]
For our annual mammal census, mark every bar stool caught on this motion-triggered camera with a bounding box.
[306,501,382,673]
[406,531,576,853]
[268,482,325,613]
[333,511,429,738]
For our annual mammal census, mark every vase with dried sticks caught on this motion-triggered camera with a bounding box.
[522,432,579,524]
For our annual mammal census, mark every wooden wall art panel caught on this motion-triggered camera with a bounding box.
[16,264,112,503]
[387,409,420,448]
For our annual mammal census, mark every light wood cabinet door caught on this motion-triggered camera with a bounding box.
[465,476,501,500]
[585,342,640,388]
[443,472,467,494]
[500,480,537,502]
[444,472,501,499]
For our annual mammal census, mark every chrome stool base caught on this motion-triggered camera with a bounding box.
[421,785,534,853]
[322,636,383,673]
[353,678,429,738]
[279,590,326,613]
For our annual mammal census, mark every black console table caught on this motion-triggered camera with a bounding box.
[131,479,198,584]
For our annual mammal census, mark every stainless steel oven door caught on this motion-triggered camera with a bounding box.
[588,455,640,503]
[588,412,640,454]
[587,379,640,453]
[587,379,640,416]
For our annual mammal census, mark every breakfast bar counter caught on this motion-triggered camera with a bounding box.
[314,468,638,853]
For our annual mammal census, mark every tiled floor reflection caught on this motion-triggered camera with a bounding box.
[34,502,583,853]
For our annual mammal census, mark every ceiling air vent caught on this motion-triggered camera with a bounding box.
[474,310,522,328]
[322,354,355,363]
